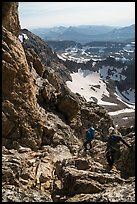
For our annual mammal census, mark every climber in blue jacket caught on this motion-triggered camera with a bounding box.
[83,126,95,151]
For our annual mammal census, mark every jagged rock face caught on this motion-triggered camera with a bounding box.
[64,181,135,202]
[25,48,44,77]
[116,133,135,179]
[2,25,80,151]
[52,136,135,202]
[20,28,72,83]
[2,2,20,36]
[69,99,113,142]
[2,2,135,202]
[2,146,54,202]
[2,136,135,202]
[2,26,44,150]
[57,92,80,122]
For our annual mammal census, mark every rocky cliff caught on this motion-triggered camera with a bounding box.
[2,3,135,202]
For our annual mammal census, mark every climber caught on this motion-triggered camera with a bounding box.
[83,126,95,151]
[106,126,131,168]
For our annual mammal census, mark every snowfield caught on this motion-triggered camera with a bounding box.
[66,69,116,105]
[108,108,135,116]
[54,40,135,126]
[66,68,135,119]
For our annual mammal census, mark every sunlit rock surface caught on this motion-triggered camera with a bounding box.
[2,2,135,202]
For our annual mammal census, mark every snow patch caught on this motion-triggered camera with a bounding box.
[115,86,135,105]
[108,108,135,116]
[66,68,117,105]
[66,68,134,115]
[18,33,29,44]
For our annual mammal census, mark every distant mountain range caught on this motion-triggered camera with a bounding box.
[31,24,135,44]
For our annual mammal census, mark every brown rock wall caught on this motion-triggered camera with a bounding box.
[2,2,20,36]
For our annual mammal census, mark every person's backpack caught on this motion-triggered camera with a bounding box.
[86,127,95,141]
[108,135,121,150]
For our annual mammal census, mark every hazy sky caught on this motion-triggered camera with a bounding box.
[19,2,135,29]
